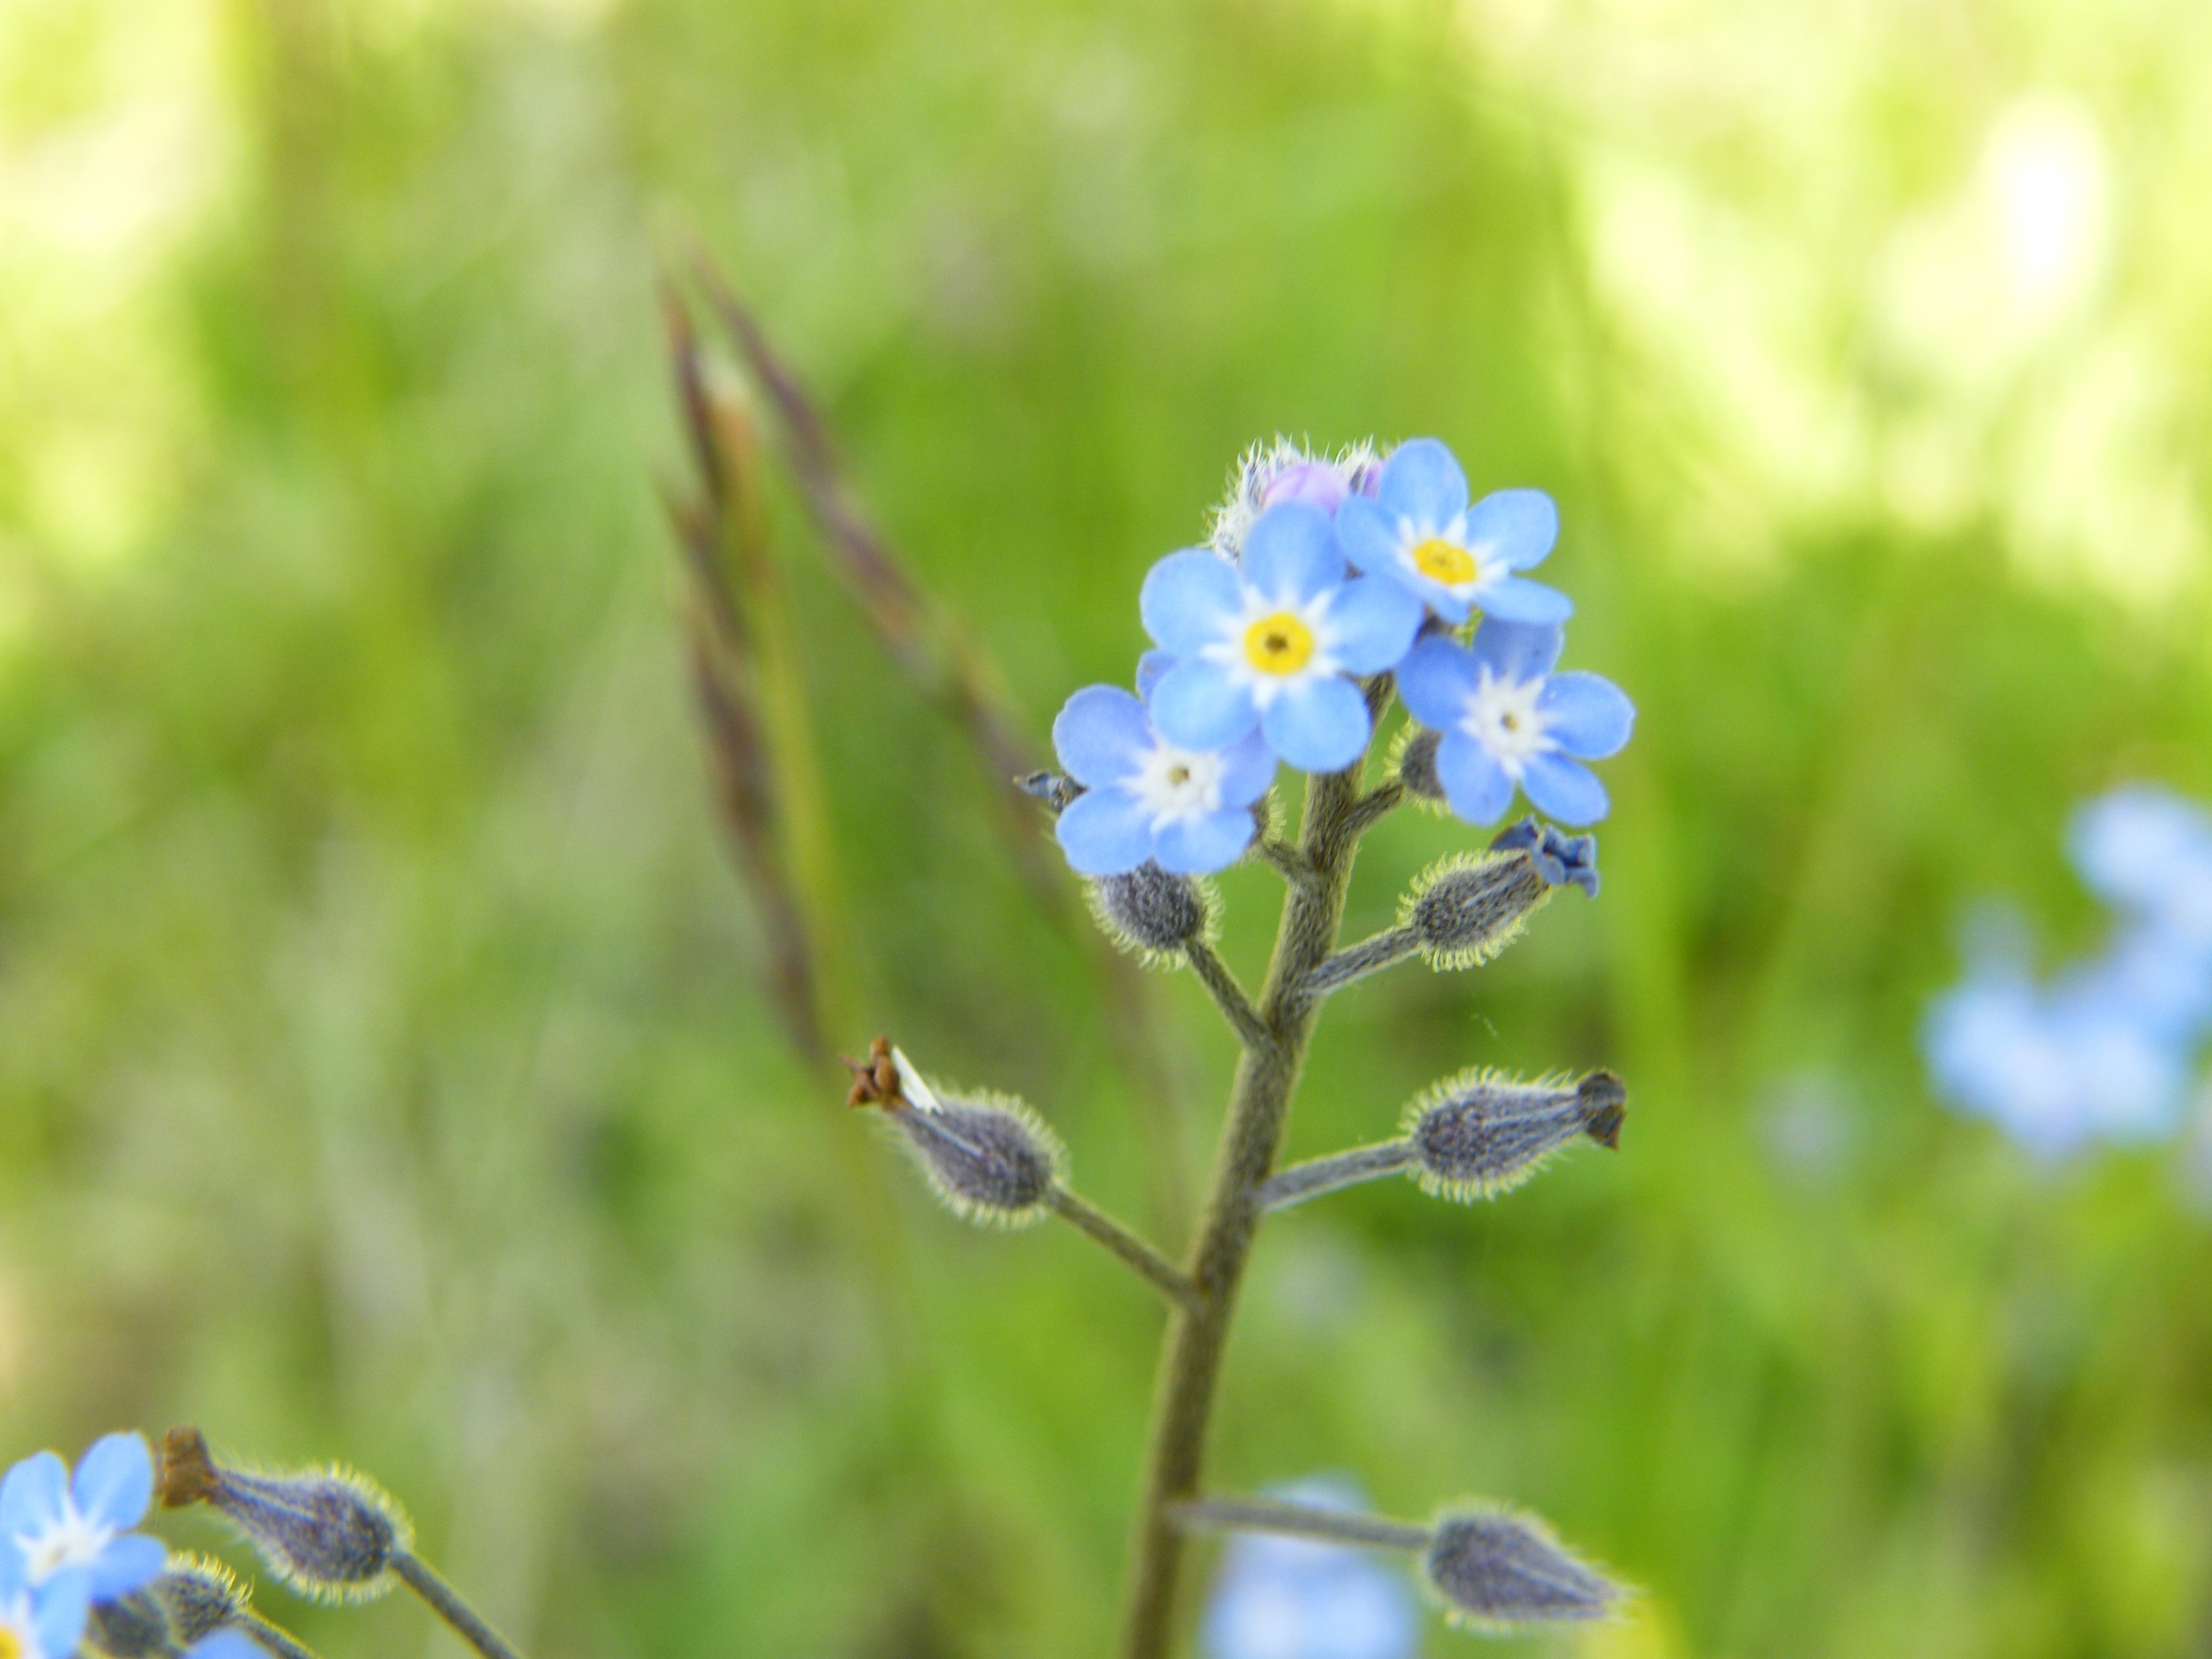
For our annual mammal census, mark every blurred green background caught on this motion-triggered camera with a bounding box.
[5,0,2212,1654]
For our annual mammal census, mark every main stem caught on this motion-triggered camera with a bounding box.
[1118,762,1370,1659]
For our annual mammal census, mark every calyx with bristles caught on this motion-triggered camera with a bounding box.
[1406,1069,1626,1200]
[1089,863,1213,960]
[1404,851,1551,969]
[158,1426,410,1603]
[1423,1506,1624,1630]
[846,1037,1063,1227]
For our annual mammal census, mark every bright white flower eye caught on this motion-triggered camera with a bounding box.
[1463,670,1551,769]
[1128,743,1228,826]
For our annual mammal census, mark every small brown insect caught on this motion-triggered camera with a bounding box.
[842,1035,903,1109]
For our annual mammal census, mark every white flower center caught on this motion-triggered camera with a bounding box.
[1461,668,1551,772]
[1127,741,1227,827]
[17,1500,110,1585]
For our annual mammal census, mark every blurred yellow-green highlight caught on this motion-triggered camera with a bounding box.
[4,0,2211,1654]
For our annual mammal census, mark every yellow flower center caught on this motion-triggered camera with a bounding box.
[1410,537,1477,586]
[0,1627,22,1659]
[1242,612,1315,676]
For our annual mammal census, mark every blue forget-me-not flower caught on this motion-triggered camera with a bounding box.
[2069,785,2212,945]
[1143,502,1424,773]
[1397,619,1634,826]
[0,1547,89,1659]
[1202,1480,1417,1659]
[1052,684,1275,875]
[0,1433,166,1603]
[1334,438,1570,627]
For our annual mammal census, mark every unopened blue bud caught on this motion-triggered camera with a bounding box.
[1406,1070,1624,1199]
[1393,726,1448,807]
[157,1429,408,1604]
[1490,817,1599,898]
[1422,1507,1622,1630]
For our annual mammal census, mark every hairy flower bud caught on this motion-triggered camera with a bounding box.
[1402,852,1551,969]
[157,1429,408,1603]
[1406,1069,1626,1199]
[1393,726,1448,806]
[153,1557,250,1645]
[1089,863,1214,960]
[87,1591,173,1659]
[848,1042,1064,1227]
[1423,1507,1622,1629]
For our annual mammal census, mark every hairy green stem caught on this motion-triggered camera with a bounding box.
[1182,939,1268,1048]
[241,1615,325,1659]
[1251,1140,1416,1212]
[1301,924,1420,998]
[1119,756,1376,1659]
[392,1553,526,1659]
[1047,1186,1204,1313]
[1168,1494,1433,1553]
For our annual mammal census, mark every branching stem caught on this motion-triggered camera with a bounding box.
[392,1553,527,1659]
[1252,1141,1416,1212]
[1120,750,1379,1659]
[1046,1187,1204,1314]
[1169,1494,1433,1553]
[1345,780,1406,838]
[1255,837,1316,886]
[1181,940,1269,1049]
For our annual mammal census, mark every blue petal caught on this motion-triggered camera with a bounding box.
[1467,617,1563,681]
[1056,790,1152,876]
[87,1533,166,1603]
[1522,752,1610,824]
[1322,576,1423,675]
[1465,488,1559,571]
[1052,685,1151,788]
[1149,658,1258,752]
[1393,636,1478,729]
[1538,672,1635,758]
[1477,575,1574,624]
[1153,808,1256,874]
[1330,495,1401,577]
[72,1434,152,1531]
[189,1634,270,1659]
[1435,732,1515,823]
[1261,676,1370,773]
[0,1453,68,1544]
[1134,649,1174,701]
[1375,437,1470,525]
[1216,729,1277,809]
[1140,550,1242,656]
[1241,503,1343,607]
[30,1569,90,1659]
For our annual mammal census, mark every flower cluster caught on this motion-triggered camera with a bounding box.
[1925,785,2212,1157]
[1051,438,1635,876]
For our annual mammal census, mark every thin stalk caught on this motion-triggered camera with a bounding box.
[1120,747,1378,1659]
[1344,780,1406,838]
[1252,1141,1416,1212]
[1255,837,1315,886]
[392,1553,525,1659]
[241,1615,325,1659]
[1181,940,1267,1048]
[1169,1494,1433,1553]
[1301,924,1420,998]
[1047,1187,1203,1314]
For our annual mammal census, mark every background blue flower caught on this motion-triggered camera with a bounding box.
[1141,502,1422,773]
[0,1546,89,1659]
[1201,1480,1418,1659]
[1051,684,1273,875]
[1335,438,1570,626]
[1396,619,1634,826]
